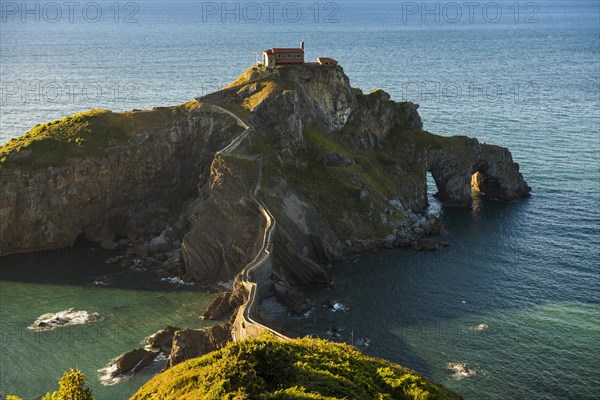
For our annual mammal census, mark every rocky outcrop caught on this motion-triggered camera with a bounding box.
[274,281,312,316]
[0,105,242,256]
[201,292,235,320]
[180,156,265,285]
[144,326,180,350]
[428,138,531,206]
[0,63,530,327]
[167,324,231,368]
[111,348,157,377]
[28,308,101,331]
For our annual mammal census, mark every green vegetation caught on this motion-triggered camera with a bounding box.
[286,127,396,239]
[247,124,404,240]
[356,89,390,109]
[214,66,294,122]
[4,369,93,400]
[0,101,200,168]
[132,336,461,400]
[213,100,253,124]
[219,154,260,193]
[225,64,269,88]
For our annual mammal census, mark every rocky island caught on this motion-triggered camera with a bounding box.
[0,63,529,398]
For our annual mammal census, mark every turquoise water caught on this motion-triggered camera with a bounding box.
[1,1,599,399]
[278,191,600,399]
[0,245,217,399]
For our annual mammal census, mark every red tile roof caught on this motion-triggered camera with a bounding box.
[317,57,338,64]
[265,48,304,54]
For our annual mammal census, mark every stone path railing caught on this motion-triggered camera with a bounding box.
[207,102,289,341]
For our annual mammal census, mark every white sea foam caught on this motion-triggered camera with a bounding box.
[331,302,348,312]
[28,308,101,331]
[474,323,489,331]
[447,362,476,379]
[97,360,125,386]
[160,276,195,286]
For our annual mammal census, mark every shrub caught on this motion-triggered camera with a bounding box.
[42,369,94,400]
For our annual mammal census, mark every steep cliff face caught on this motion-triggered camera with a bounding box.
[217,64,530,289]
[429,139,531,205]
[0,63,530,290]
[180,155,265,284]
[0,103,244,256]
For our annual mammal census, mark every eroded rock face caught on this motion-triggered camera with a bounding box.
[112,348,157,377]
[428,138,531,205]
[0,64,530,316]
[0,105,241,256]
[145,326,180,349]
[168,324,231,368]
[201,292,234,320]
[180,156,265,285]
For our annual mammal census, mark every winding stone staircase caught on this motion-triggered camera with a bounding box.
[207,102,289,341]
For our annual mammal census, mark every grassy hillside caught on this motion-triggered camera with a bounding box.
[131,336,462,400]
[0,100,200,167]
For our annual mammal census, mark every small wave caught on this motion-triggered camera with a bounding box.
[473,323,489,331]
[160,276,195,286]
[447,362,476,379]
[154,352,169,363]
[98,360,126,386]
[28,308,101,331]
[216,280,234,291]
[331,302,348,312]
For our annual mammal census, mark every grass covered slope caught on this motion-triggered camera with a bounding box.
[132,337,462,400]
[0,100,200,167]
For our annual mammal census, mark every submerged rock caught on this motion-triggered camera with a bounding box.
[419,239,437,251]
[447,362,476,379]
[474,323,489,331]
[274,282,312,316]
[29,308,101,331]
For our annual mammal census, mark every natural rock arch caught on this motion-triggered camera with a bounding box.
[427,139,531,206]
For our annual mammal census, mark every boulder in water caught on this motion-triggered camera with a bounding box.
[475,323,489,331]
[29,308,100,331]
[113,348,158,377]
[145,326,181,350]
[447,362,476,378]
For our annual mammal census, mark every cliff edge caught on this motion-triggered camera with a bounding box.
[0,61,530,306]
[0,63,529,394]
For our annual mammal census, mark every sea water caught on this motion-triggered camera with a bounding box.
[1,1,598,399]
[0,244,217,398]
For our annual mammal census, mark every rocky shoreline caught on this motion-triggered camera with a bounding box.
[0,63,530,384]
